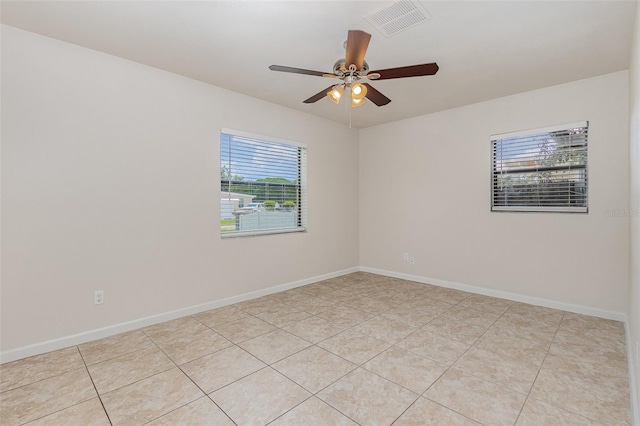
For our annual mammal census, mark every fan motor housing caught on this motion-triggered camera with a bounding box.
[333,59,369,78]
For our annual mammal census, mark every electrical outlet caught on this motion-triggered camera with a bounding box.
[94,290,104,305]
[409,257,415,265]
[403,252,409,261]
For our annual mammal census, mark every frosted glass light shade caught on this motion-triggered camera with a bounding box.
[327,85,345,104]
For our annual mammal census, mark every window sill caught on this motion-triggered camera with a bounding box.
[221,227,307,239]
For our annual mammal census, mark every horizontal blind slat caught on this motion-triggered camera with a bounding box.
[491,123,588,212]
[221,132,307,235]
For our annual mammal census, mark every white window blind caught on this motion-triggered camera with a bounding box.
[220,130,307,237]
[491,122,588,213]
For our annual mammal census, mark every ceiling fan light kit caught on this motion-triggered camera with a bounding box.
[352,83,367,100]
[326,81,368,106]
[327,85,345,104]
[351,97,366,108]
[269,29,438,109]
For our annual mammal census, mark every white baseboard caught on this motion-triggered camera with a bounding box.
[0,267,359,364]
[4,265,636,422]
[361,266,639,424]
[359,266,628,322]
[625,322,640,426]
[1,265,630,365]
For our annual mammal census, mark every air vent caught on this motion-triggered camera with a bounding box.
[363,0,431,38]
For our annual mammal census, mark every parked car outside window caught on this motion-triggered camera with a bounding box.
[239,203,263,212]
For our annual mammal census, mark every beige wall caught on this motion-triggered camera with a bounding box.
[1,21,635,389]
[359,71,630,317]
[0,26,359,353]
[628,0,640,418]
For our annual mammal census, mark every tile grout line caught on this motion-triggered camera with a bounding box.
[511,310,565,425]
[141,331,241,425]
[102,287,435,425]
[6,274,631,425]
[225,288,630,425]
[76,345,114,426]
[0,346,99,395]
[260,365,368,426]
[270,286,443,423]
[4,348,110,425]
[90,330,202,425]
[390,295,566,423]
[516,312,630,425]
[395,293,496,423]
[223,284,426,424]
[304,282,437,423]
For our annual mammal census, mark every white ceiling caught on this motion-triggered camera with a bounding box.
[1,1,636,128]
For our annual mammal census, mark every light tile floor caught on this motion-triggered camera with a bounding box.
[0,272,632,425]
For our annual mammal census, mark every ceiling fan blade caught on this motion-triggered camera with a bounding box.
[363,83,391,106]
[303,86,335,104]
[269,65,331,77]
[370,63,439,80]
[344,30,371,70]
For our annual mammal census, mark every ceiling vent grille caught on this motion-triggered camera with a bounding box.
[363,0,431,38]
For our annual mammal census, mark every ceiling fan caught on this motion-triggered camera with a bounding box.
[269,30,439,108]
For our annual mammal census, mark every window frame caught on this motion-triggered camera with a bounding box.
[490,121,589,214]
[220,128,307,238]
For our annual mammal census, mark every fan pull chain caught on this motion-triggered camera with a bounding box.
[349,87,353,128]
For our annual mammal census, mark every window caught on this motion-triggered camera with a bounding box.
[491,122,588,213]
[220,129,307,237]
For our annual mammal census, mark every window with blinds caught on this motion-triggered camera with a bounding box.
[491,122,588,213]
[220,130,307,237]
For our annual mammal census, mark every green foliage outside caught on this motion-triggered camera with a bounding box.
[221,170,299,205]
[257,177,296,184]
[220,165,244,182]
